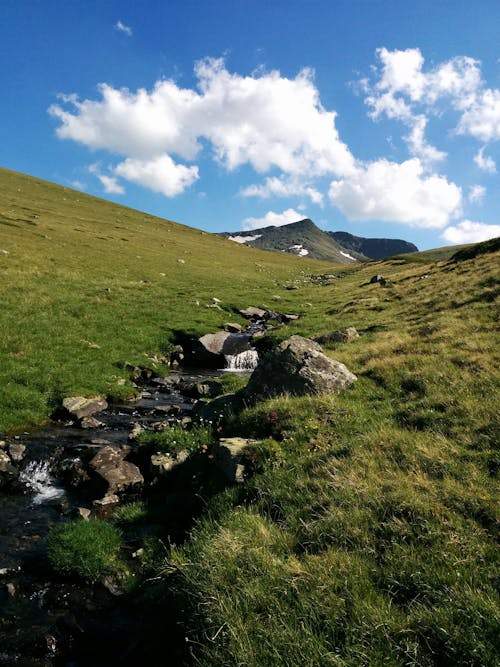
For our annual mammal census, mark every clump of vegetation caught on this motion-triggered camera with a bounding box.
[217,371,250,394]
[112,500,149,526]
[138,423,215,455]
[47,519,123,582]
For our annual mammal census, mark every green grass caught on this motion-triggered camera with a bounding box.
[163,244,499,665]
[2,166,499,665]
[0,167,333,432]
[47,519,123,582]
[137,423,215,455]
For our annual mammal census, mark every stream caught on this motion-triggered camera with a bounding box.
[0,365,252,667]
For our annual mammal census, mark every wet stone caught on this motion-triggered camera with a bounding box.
[8,443,26,462]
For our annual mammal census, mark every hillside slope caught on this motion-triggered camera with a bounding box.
[0,167,336,431]
[167,237,500,667]
[220,218,366,263]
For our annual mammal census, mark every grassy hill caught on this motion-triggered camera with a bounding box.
[0,167,334,431]
[165,240,499,666]
[1,166,499,665]
[220,218,365,263]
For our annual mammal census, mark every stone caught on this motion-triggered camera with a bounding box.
[245,335,357,401]
[183,331,252,367]
[62,396,108,419]
[80,416,104,429]
[199,331,252,356]
[211,438,255,483]
[8,443,26,463]
[224,322,243,333]
[0,450,18,487]
[0,450,11,470]
[58,457,91,488]
[239,306,267,320]
[89,446,143,496]
[314,327,360,346]
[93,494,120,507]
[128,423,144,440]
[369,274,385,284]
[150,450,189,476]
[77,507,91,520]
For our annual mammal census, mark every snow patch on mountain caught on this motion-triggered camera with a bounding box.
[228,234,262,244]
[290,244,309,256]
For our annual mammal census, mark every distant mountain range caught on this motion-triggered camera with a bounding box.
[220,219,418,264]
[328,231,418,260]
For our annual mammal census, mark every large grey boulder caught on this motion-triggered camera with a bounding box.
[183,331,253,367]
[245,335,357,400]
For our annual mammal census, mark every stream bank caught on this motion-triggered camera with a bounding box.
[0,367,251,667]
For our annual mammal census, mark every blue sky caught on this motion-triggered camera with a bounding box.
[2,0,500,249]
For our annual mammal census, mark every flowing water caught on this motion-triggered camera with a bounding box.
[0,368,241,666]
[224,349,259,371]
[19,460,65,505]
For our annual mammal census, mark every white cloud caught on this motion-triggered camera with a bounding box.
[404,115,446,165]
[474,146,497,173]
[375,47,427,102]
[457,88,500,141]
[441,219,500,244]
[88,163,125,194]
[367,48,482,112]
[100,175,125,194]
[363,49,489,166]
[243,208,303,231]
[49,58,356,198]
[241,176,324,205]
[329,158,462,228]
[468,184,486,203]
[69,179,86,191]
[114,154,199,197]
[114,20,132,37]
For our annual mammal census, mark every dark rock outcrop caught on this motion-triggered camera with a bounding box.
[329,231,418,259]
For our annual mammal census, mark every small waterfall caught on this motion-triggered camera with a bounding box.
[224,349,259,371]
[19,460,64,505]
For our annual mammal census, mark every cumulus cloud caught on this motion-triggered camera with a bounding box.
[243,208,303,231]
[468,184,486,203]
[88,164,125,194]
[441,219,500,244]
[329,158,462,228]
[363,48,499,166]
[114,20,132,36]
[49,58,356,198]
[114,155,199,197]
[457,88,500,141]
[241,176,324,205]
[474,146,496,173]
[404,115,446,165]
